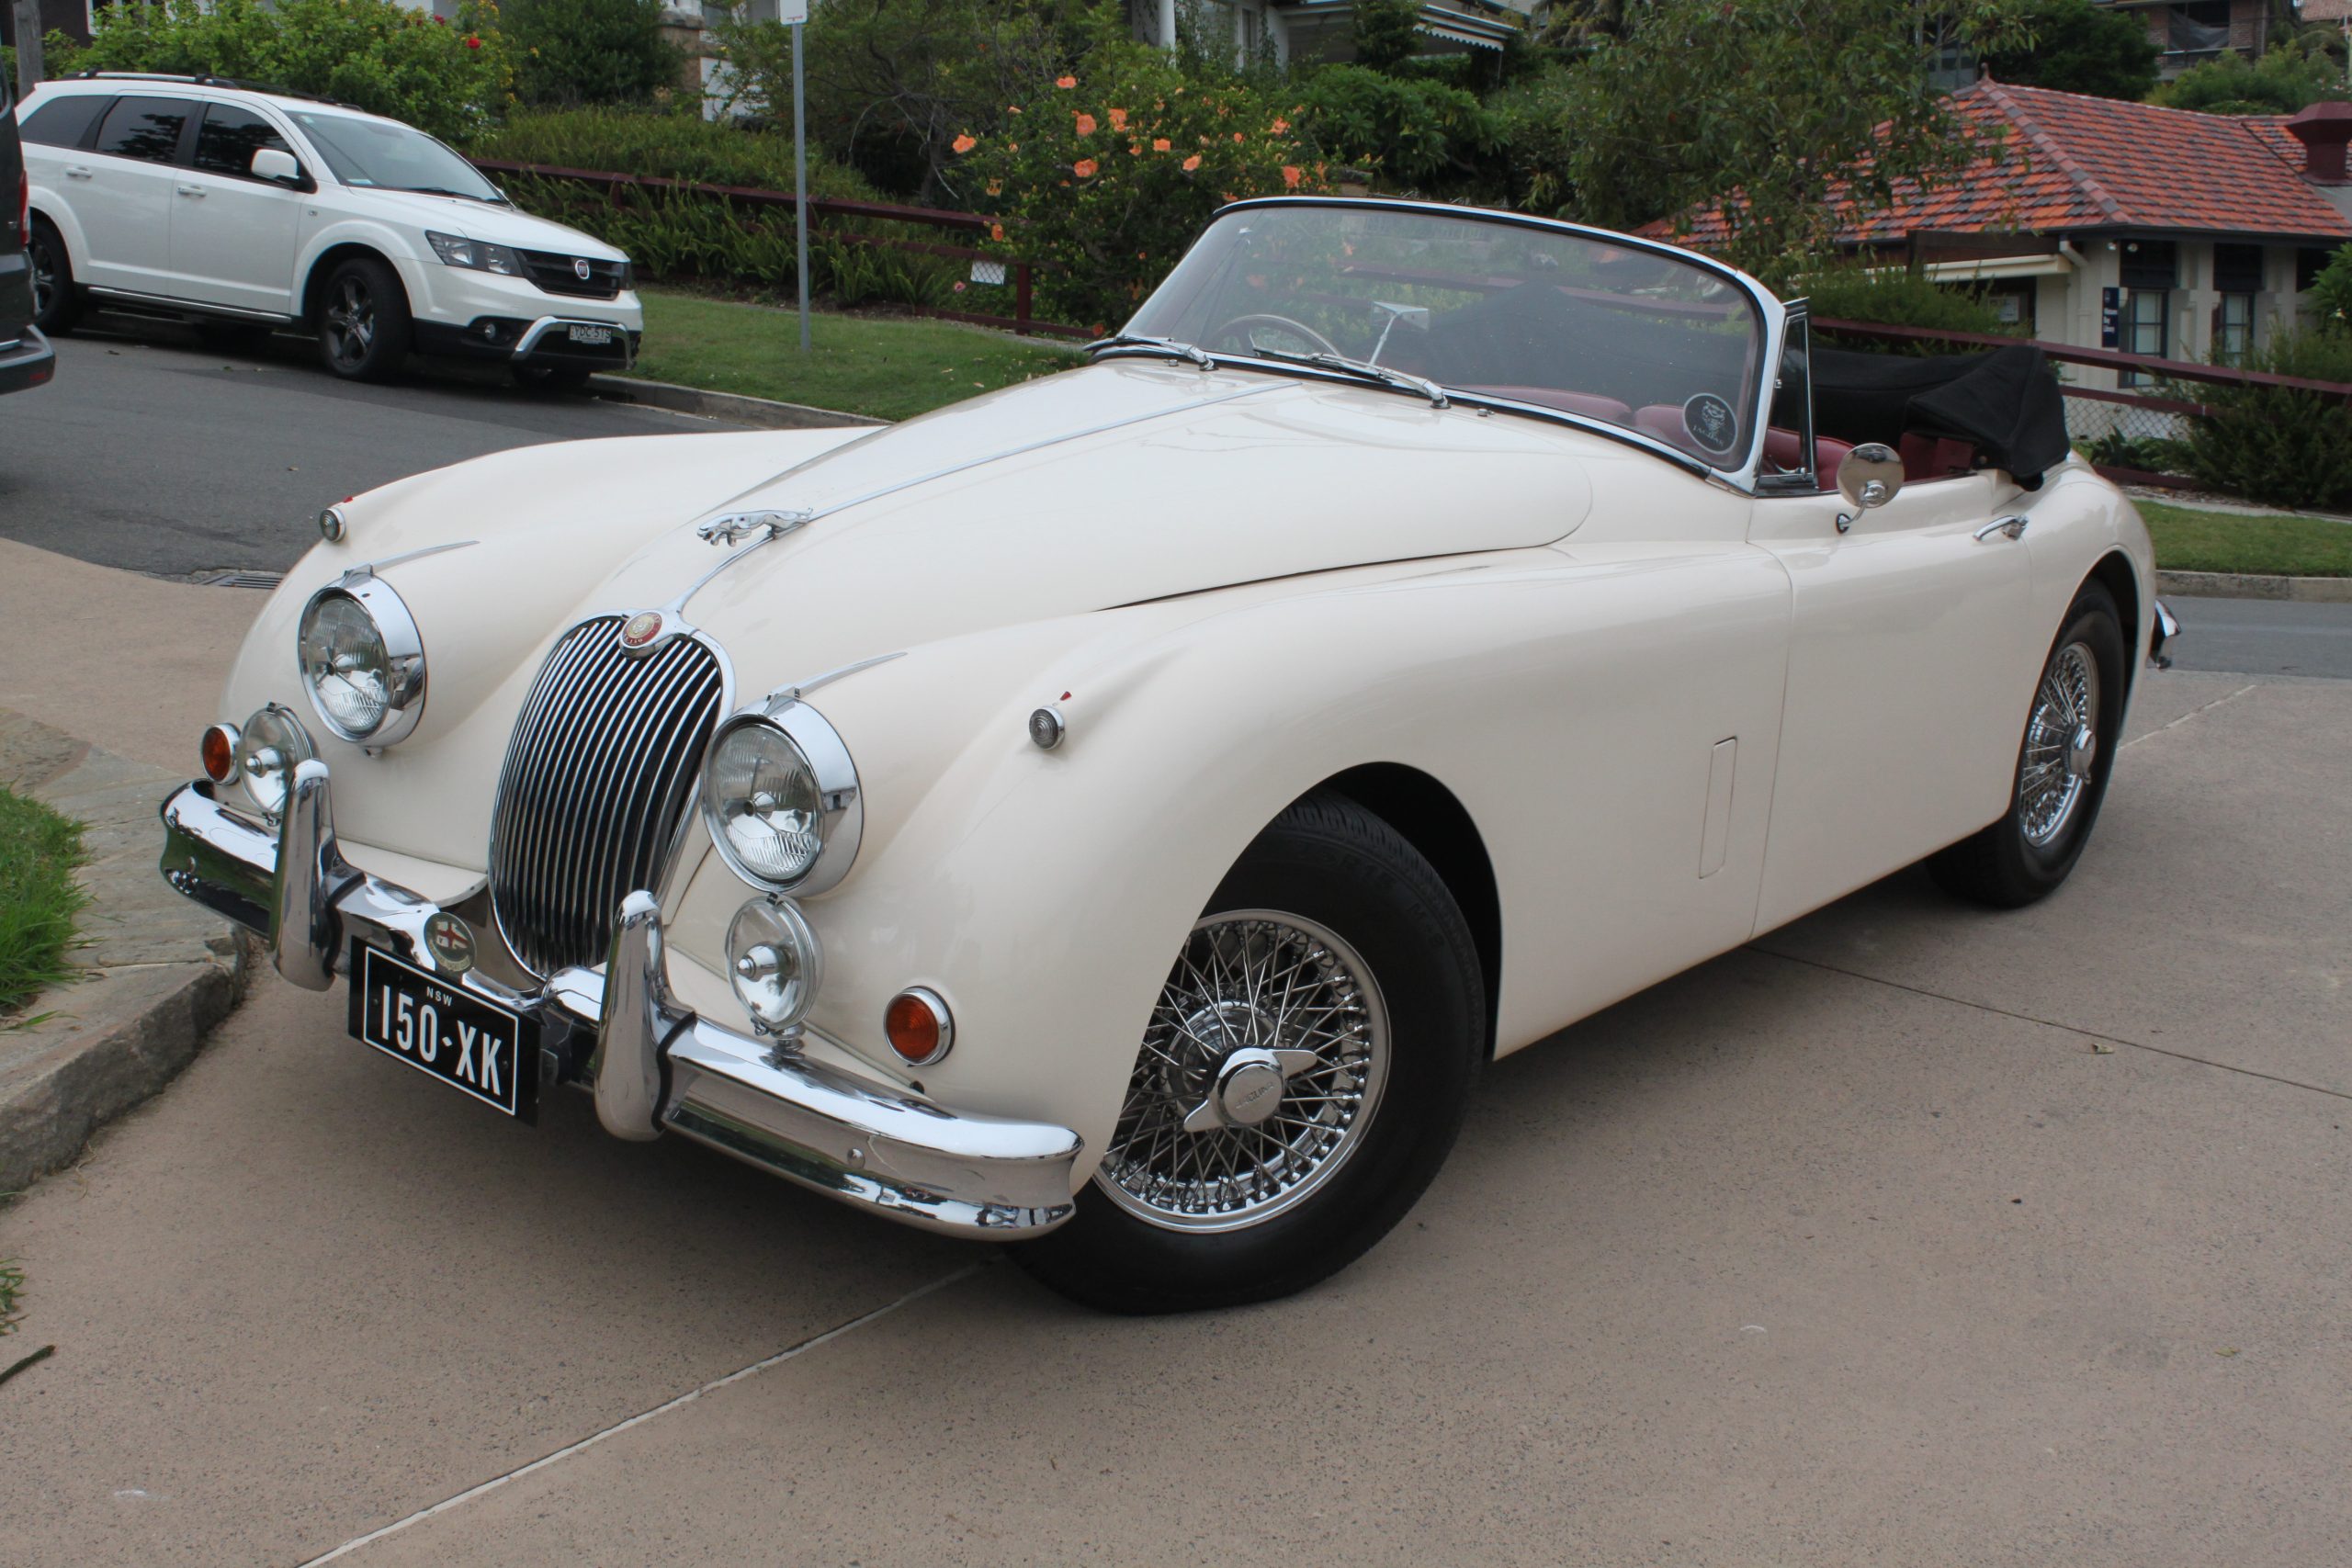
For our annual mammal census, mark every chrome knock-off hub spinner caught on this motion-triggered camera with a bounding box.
[1210,1048,1286,1128]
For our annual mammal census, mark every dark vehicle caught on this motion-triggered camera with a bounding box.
[1,73,58,396]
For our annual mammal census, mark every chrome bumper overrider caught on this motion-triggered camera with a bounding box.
[158,761,1081,1236]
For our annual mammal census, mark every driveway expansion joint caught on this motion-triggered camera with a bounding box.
[1753,945,2352,1104]
[297,1261,988,1566]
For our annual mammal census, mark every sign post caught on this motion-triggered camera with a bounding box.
[786,0,810,355]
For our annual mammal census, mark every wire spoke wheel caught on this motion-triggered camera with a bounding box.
[1096,910,1390,1233]
[2018,639,2100,848]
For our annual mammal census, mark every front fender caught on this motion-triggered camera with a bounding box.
[217,428,868,871]
[671,543,1789,1186]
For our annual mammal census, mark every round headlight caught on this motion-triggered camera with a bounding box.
[297,576,424,745]
[237,704,314,818]
[701,706,862,895]
[727,897,822,1035]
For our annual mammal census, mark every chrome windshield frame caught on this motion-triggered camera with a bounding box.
[1100,195,1792,496]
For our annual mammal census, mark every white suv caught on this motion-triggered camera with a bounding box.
[17,73,641,385]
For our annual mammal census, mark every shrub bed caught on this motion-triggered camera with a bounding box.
[2173,330,2352,513]
[49,0,511,142]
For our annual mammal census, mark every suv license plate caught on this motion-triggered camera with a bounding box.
[349,942,538,1120]
[567,323,615,345]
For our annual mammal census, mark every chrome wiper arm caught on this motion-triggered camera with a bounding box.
[1252,345,1450,410]
[1085,333,1215,370]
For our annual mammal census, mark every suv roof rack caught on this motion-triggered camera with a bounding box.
[64,70,361,110]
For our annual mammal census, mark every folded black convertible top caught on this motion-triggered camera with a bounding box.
[1812,343,2071,487]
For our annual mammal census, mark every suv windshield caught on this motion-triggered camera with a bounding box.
[288,110,503,203]
[1123,204,1767,468]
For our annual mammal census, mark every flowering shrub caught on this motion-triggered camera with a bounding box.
[51,0,513,142]
[955,39,1326,332]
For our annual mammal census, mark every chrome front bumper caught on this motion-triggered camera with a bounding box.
[159,762,1081,1236]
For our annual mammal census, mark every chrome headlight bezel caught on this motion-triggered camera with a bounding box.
[296,574,426,746]
[699,704,863,897]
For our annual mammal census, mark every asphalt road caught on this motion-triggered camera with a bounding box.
[0,318,718,578]
[2163,593,2352,680]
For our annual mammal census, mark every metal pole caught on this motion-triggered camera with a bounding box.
[12,0,45,101]
[793,17,810,356]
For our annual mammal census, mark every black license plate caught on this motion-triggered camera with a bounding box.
[349,942,538,1120]
[567,323,615,345]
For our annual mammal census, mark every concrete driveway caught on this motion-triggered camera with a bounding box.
[2,535,2346,1565]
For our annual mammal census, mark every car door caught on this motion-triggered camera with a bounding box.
[1747,469,2042,932]
[71,95,198,295]
[166,102,304,317]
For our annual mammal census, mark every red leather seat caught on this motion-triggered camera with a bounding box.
[1900,434,1979,481]
[1762,428,1854,489]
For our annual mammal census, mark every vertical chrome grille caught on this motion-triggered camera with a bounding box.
[489,618,726,977]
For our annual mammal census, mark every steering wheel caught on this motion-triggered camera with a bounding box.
[1208,313,1344,360]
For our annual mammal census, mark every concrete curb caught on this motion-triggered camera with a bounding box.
[1,711,253,1194]
[584,374,886,431]
[2156,569,2352,604]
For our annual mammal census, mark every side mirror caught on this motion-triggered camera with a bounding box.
[250,147,304,187]
[1836,442,1903,533]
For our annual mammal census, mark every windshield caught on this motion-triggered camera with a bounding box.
[289,111,503,203]
[1125,205,1768,468]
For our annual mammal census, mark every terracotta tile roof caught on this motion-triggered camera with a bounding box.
[1647,79,2352,251]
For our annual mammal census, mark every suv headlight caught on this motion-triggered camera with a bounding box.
[701,705,862,895]
[297,575,426,745]
[425,230,523,277]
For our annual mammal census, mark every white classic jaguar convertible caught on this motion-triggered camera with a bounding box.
[161,198,2173,1312]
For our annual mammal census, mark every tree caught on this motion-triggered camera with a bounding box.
[505,0,681,108]
[2152,32,2349,116]
[1980,0,2157,101]
[1351,0,1422,74]
[1532,0,1634,54]
[1540,0,2034,286]
[708,0,1099,202]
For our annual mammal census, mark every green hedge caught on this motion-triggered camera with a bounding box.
[2174,329,2352,512]
[473,106,881,200]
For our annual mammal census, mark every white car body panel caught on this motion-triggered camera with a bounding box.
[184,202,2160,1201]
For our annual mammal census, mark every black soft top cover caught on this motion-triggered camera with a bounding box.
[1812,343,2070,487]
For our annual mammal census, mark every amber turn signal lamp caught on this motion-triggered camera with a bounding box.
[884,987,954,1067]
[200,723,243,784]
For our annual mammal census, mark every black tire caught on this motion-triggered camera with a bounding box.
[197,321,277,355]
[1928,581,2128,908]
[1014,791,1485,1314]
[313,256,410,382]
[511,363,594,392]
[28,219,81,336]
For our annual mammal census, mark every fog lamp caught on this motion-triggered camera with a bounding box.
[726,896,821,1036]
[236,705,313,818]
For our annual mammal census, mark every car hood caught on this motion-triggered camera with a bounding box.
[602,360,1599,677]
[358,189,626,260]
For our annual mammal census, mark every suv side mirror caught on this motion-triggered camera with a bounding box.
[251,148,305,187]
[1836,443,1903,533]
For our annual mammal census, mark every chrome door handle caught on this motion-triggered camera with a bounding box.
[1974,516,2029,543]
[64,166,94,180]
[175,184,206,197]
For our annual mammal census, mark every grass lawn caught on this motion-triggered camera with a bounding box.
[2140,502,2352,578]
[629,291,1084,423]
[0,785,85,1020]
